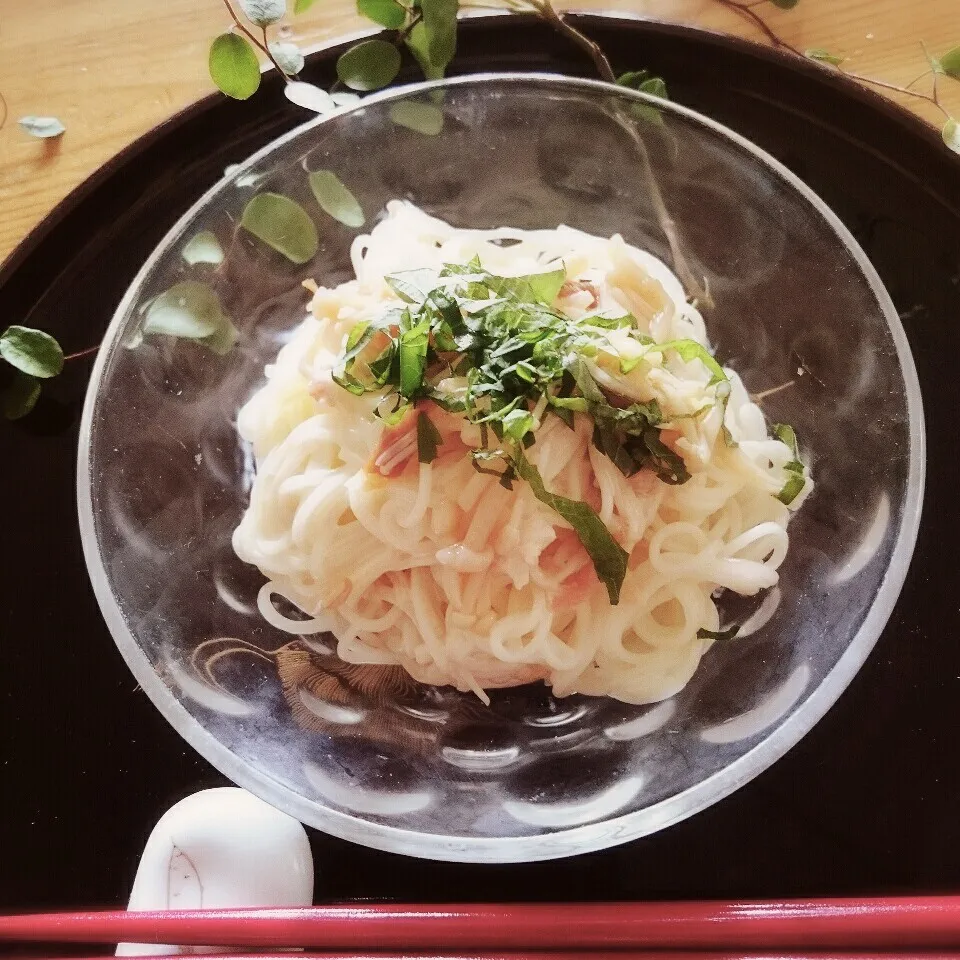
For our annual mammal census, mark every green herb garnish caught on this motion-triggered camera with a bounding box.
[331,260,737,602]
[513,448,629,604]
[697,625,740,642]
[773,422,806,505]
[416,410,442,463]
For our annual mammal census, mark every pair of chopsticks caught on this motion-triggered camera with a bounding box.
[4,899,960,955]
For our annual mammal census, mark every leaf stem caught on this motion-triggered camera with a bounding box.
[63,343,100,362]
[527,0,707,301]
[905,69,932,91]
[840,68,951,118]
[528,0,616,83]
[261,25,293,83]
[396,9,424,44]
[709,0,953,122]
[714,0,801,54]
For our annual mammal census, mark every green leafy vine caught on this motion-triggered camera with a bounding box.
[4,0,959,419]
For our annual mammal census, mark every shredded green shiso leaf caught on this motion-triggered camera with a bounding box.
[331,260,802,604]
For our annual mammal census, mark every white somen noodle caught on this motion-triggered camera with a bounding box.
[233,201,812,705]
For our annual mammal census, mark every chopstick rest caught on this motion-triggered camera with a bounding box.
[115,787,314,956]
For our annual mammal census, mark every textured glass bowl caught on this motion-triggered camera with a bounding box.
[78,74,924,862]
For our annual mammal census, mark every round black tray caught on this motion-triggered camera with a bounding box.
[3,14,959,909]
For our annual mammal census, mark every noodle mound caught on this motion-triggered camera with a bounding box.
[233,202,812,704]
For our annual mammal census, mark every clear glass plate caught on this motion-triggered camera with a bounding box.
[77,74,924,862]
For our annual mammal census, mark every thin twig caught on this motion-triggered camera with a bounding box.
[528,0,616,82]
[752,379,797,402]
[524,0,707,299]
[395,9,424,45]
[714,0,801,54]
[841,69,951,117]
[626,122,711,305]
[0,89,7,133]
[919,40,943,106]
[261,25,292,83]
[709,0,953,124]
[904,69,932,91]
[529,0,709,301]
[64,343,100,362]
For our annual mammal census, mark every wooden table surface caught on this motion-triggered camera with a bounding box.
[1,0,957,266]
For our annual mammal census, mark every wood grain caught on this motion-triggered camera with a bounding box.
[1,0,957,266]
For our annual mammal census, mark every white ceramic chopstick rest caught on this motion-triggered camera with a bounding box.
[116,787,314,955]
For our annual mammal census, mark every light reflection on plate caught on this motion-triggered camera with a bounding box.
[165,652,258,718]
[502,777,643,828]
[700,662,811,744]
[303,761,433,816]
[604,700,676,742]
[832,494,891,585]
[298,687,367,725]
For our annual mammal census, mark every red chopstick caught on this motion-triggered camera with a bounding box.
[37,949,960,960]
[4,899,960,950]
[35,955,960,960]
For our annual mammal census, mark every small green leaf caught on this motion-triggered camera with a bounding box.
[639,77,668,99]
[380,401,412,426]
[358,0,406,29]
[241,193,319,264]
[616,71,668,125]
[405,0,457,80]
[697,625,739,642]
[642,427,690,485]
[772,422,798,456]
[209,33,262,100]
[389,100,444,135]
[769,0,799,8]
[269,41,305,76]
[805,48,844,66]
[2,372,41,420]
[485,267,566,305]
[776,472,806,506]
[181,231,225,266]
[294,0,318,10]
[502,407,535,443]
[398,321,430,396]
[940,46,960,78]
[308,171,365,228]
[142,282,226,339]
[773,422,805,504]
[238,0,286,25]
[943,118,960,154]
[616,70,651,88]
[648,338,727,385]
[0,326,64,378]
[548,395,589,414]
[336,39,401,91]
[18,116,65,139]
[386,268,438,303]
[717,381,737,448]
[416,411,443,462]
[199,317,240,356]
[513,448,628,605]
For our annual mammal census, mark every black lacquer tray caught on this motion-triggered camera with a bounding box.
[2,14,959,909]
